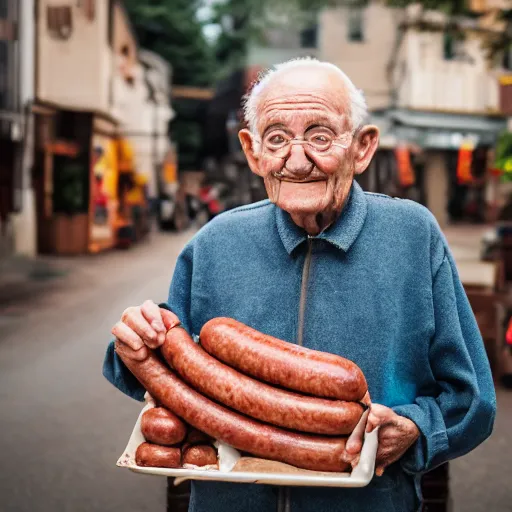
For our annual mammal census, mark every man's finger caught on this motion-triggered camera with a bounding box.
[366,412,380,433]
[141,301,167,346]
[112,322,144,351]
[375,465,385,477]
[123,308,159,347]
[114,338,148,361]
[366,405,395,433]
[141,300,165,333]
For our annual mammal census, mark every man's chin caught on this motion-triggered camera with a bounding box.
[272,181,332,216]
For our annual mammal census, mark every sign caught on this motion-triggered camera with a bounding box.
[456,138,475,185]
[46,141,80,157]
[89,135,118,252]
[394,145,415,188]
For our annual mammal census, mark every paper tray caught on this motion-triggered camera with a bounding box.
[117,403,378,488]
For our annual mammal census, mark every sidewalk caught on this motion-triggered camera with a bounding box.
[443,224,497,287]
[0,224,493,309]
[0,255,72,311]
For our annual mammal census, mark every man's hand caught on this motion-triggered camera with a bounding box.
[344,403,420,476]
[111,300,167,361]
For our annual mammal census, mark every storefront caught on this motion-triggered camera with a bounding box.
[33,104,124,255]
[375,108,507,226]
[89,117,120,253]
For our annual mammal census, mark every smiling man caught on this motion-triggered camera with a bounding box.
[104,59,496,512]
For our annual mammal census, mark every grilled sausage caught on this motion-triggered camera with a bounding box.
[116,344,350,472]
[135,442,181,468]
[199,317,367,401]
[185,428,214,447]
[141,407,187,446]
[161,325,364,435]
[182,445,218,467]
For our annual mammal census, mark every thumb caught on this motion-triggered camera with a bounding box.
[366,403,394,433]
[160,308,181,331]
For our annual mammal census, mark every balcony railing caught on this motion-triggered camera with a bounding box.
[398,61,499,114]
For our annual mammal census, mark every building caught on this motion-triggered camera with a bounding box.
[33,0,120,255]
[0,0,36,258]
[246,1,510,227]
[112,46,175,204]
[31,0,173,254]
[383,4,507,226]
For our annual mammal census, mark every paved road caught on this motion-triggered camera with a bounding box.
[0,231,193,512]
[0,229,511,512]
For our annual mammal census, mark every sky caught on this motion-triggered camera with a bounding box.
[197,0,223,44]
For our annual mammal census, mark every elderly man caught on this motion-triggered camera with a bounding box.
[104,59,496,512]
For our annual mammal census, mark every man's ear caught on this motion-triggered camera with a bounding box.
[239,129,265,177]
[353,125,379,175]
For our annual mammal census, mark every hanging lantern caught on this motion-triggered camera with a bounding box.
[456,138,475,185]
[394,144,415,188]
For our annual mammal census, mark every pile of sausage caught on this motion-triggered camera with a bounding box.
[119,311,369,473]
[136,408,218,469]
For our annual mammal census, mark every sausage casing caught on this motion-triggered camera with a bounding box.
[117,346,350,472]
[199,317,367,401]
[141,407,187,446]
[182,445,218,467]
[135,442,181,468]
[186,428,214,446]
[162,325,363,435]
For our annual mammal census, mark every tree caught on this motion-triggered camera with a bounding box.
[208,0,510,79]
[123,0,214,87]
[123,0,215,171]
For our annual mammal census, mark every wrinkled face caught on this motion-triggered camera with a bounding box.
[240,67,379,227]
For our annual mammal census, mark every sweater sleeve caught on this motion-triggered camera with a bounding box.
[393,249,496,474]
[102,243,195,400]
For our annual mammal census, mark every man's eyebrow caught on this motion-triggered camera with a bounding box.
[261,123,289,136]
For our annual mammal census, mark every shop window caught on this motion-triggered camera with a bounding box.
[503,46,512,70]
[0,0,7,19]
[443,32,465,61]
[52,155,89,214]
[348,8,364,42]
[47,5,73,40]
[0,40,7,110]
[300,25,318,48]
[77,0,95,21]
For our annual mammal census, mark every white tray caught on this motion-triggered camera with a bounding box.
[117,402,378,488]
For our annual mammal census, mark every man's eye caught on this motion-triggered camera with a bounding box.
[312,135,329,143]
[269,135,286,145]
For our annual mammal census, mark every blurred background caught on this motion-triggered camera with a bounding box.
[1,0,512,511]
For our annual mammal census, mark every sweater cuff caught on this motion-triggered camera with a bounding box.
[392,403,449,474]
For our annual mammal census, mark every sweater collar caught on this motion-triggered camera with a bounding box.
[275,181,368,255]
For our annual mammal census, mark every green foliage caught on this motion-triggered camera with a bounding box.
[122,0,215,173]
[123,0,214,87]
[53,158,89,215]
[494,132,512,182]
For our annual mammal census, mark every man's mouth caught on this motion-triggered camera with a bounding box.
[272,171,327,183]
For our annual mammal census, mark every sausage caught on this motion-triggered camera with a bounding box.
[116,345,350,472]
[186,428,214,446]
[135,442,181,468]
[141,407,187,446]
[199,317,367,401]
[182,445,218,467]
[161,325,363,435]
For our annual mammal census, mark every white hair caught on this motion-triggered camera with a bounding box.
[243,58,368,135]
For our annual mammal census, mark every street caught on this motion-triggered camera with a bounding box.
[0,229,511,512]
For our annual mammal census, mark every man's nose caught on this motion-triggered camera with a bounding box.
[285,144,313,176]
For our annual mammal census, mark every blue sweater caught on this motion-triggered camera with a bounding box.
[104,181,496,512]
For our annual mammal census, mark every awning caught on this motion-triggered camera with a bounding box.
[369,113,397,149]
[387,108,507,149]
